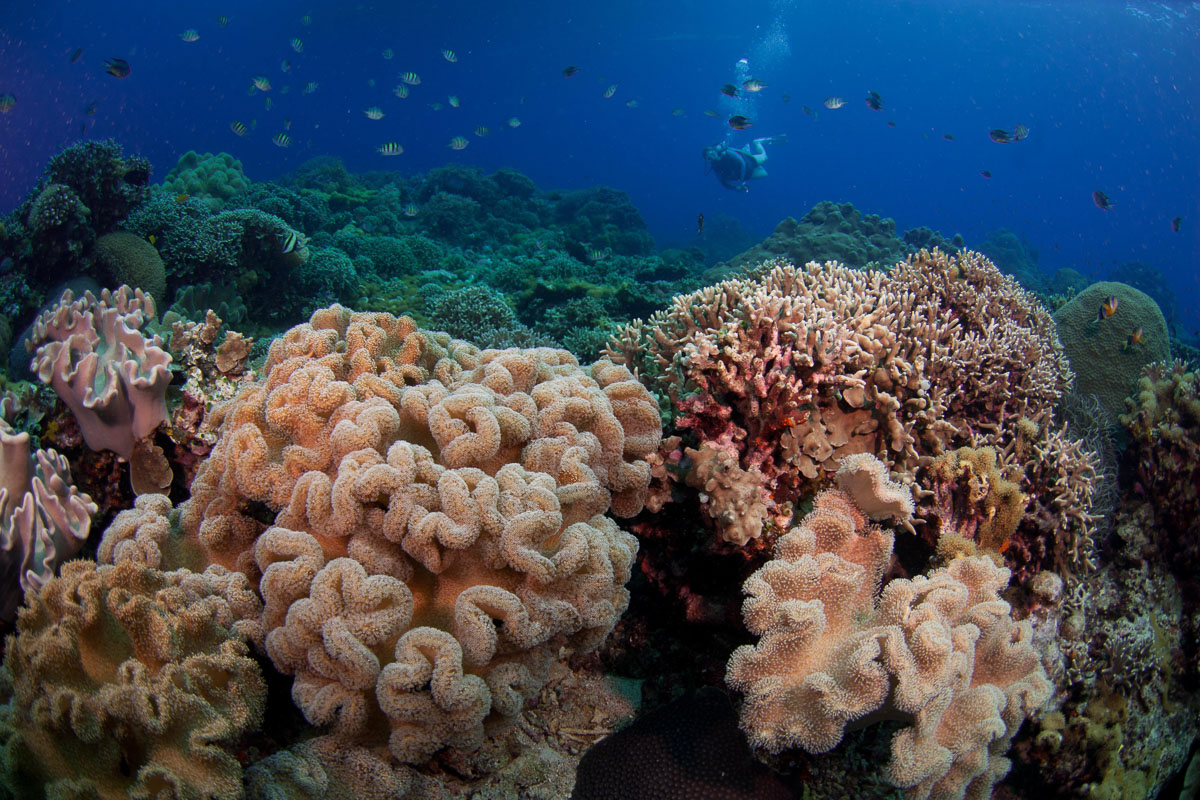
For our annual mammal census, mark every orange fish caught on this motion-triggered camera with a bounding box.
[1097,294,1119,321]
[1124,326,1143,350]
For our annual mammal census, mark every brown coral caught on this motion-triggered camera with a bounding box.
[0,559,265,800]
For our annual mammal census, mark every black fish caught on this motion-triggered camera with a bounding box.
[562,64,580,77]
[69,47,84,63]
[573,689,795,800]
[728,114,752,130]
[989,128,1013,143]
[1171,215,1182,232]
[864,90,883,111]
[720,83,739,98]
[1092,190,1113,210]
[697,212,704,235]
[104,58,131,78]
[980,170,992,178]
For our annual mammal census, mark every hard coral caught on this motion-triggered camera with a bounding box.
[100,306,661,789]
[93,230,167,302]
[27,286,172,459]
[0,559,265,800]
[42,138,150,234]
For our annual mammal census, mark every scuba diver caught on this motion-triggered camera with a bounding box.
[703,136,785,192]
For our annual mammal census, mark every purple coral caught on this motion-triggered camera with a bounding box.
[27,286,172,458]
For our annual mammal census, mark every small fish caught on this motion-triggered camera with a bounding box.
[588,248,612,263]
[263,96,273,110]
[1013,123,1029,141]
[230,120,248,136]
[1170,215,1182,232]
[291,37,303,53]
[507,116,521,127]
[603,84,617,99]
[253,75,272,91]
[887,120,896,127]
[801,105,817,118]
[0,94,15,113]
[216,15,230,27]
[104,58,131,78]
[401,72,421,85]
[1125,326,1144,350]
[280,59,291,72]
[393,84,409,98]
[781,93,791,103]
[272,132,292,148]
[989,128,1013,143]
[672,107,685,117]
[697,212,704,235]
[303,81,319,94]
[720,83,739,98]
[940,133,954,141]
[448,95,460,107]
[823,96,846,109]
[84,101,97,115]
[282,117,292,130]
[402,203,419,217]
[474,125,489,136]
[377,142,403,156]
[281,229,300,253]
[742,78,766,92]
[979,170,992,178]
[148,234,157,245]
[864,90,883,111]
[364,106,385,120]
[1097,294,1120,321]
[69,47,84,63]
[1092,190,1113,210]
[703,109,721,118]
[562,65,580,77]
[448,135,469,150]
[174,193,189,203]
[728,115,752,130]
[180,29,200,42]
[382,48,394,60]
[430,102,444,111]
[300,14,311,25]
[442,49,457,62]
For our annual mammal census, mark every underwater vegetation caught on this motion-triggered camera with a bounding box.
[0,141,1196,800]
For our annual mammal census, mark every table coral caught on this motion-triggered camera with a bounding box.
[26,285,172,459]
[0,559,265,800]
[100,306,661,793]
[726,454,1051,800]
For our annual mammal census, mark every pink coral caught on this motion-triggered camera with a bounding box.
[100,306,660,786]
[726,455,1051,800]
[27,285,172,458]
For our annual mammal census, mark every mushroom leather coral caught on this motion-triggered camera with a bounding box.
[0,559,265,800]
[27,285,172,459]
[101,306,661,772]
[726,455,1050,800]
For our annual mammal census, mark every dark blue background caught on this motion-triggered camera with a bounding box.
[1,0,1196,329]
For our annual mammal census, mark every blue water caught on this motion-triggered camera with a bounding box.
[1,0,1197,329]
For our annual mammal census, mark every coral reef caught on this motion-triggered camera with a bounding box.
[92,230,167,302]
[1052,280,1170,419]
[162,151,250,202]
[0,559,265,799]
[0,416,96,622]
[726,455,1051,800]
[26,286,172,459]
[99,306,661,795]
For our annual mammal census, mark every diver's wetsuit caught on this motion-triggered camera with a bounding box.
[713,149,752,190]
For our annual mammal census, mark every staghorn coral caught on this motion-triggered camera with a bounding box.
[0,559,265,800]
[100,306,661,791]
[0,417,97,622]
[609,249,1085,576]
[726,455,1051,800]
[26,285,172,459]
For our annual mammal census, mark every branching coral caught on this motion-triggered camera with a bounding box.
[99,306,661,791]
[609,250,1092,579]
[27,285,172,459]
[726,455,1051,800]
